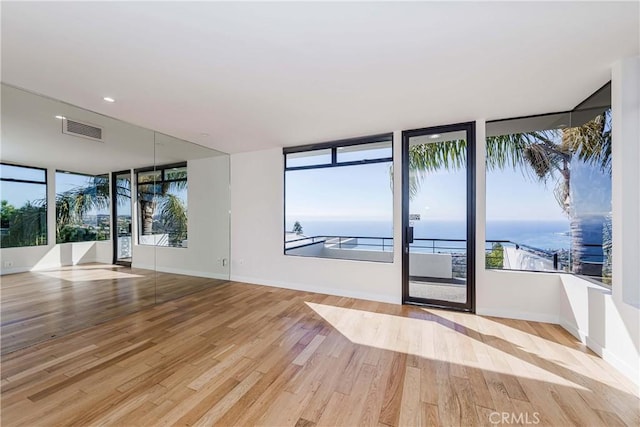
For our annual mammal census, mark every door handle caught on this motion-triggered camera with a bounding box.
[406,226,414,244]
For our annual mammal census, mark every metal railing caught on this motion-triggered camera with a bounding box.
[285,235,394,252]
[284,234,604,275]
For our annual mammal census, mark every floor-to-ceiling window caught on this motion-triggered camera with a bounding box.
[486,83,612,285]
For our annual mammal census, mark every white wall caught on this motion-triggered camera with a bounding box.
[229,59,640,386]
[600,57,639,387]
[228,117,563,320]
[132,156,231,280]
[0,240,113,274]
[230,132,403,304]
[557,57,640,388]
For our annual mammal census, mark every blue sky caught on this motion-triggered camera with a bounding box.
[1,181,47,208]
[286,162,393,221]
[3,158,600,224]
[285,160,570,222]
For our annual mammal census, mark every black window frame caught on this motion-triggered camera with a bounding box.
[284,133,394,172]
[283,133,394,261]
[0,162,48,248]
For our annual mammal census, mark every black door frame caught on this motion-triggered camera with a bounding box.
[401,122,476,312]
[111,170,133,266]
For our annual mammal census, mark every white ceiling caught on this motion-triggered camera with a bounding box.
[2,84,224,176]
[1,1,638,154]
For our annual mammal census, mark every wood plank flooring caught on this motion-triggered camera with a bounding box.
[1,264,226,354]
[1,280,639,426]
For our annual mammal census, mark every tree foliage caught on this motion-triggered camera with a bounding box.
[1,199,47,248]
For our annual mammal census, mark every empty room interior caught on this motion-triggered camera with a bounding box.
[1,2,639,426]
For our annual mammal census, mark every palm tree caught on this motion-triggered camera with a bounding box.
[408,109,611,277]
[137,171,188,246]
[55,172,188,247]
[56,175,111,241]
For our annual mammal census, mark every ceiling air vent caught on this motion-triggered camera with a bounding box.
[62,118,104,142]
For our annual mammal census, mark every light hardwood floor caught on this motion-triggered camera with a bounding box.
[1,264,227,354]
[1,280,638,426]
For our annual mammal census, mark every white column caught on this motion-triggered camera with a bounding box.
[47,168,56,247]
[611,56,640,307]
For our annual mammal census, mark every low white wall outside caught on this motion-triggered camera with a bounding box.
[409,253,452,279]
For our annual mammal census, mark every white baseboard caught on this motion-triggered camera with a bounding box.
[0,265,48,275]
[230,275,401,305]
[585,337,639,393]
[559,318,587,342]
[476,307,560,324]
[134,263,227,280]
[156,265,228,280]
[554,319,639,393]
[132,262,155,271]
[1,261,85,275]
[585,336,604,356]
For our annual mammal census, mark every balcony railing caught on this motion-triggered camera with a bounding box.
[284,234,604,276]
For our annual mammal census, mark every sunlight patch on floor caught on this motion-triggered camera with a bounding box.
[305,301,589,390]
[39,269,144,281]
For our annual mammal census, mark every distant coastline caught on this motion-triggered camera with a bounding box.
[285,219,572,251]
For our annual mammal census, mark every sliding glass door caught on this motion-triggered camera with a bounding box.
[402,123,475,311]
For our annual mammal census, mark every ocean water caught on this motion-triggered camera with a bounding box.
[287,219,572,251]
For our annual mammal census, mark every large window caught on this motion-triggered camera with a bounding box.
[137,163,188,248]
[55,171,110,243]
[486,83,612,285]
[0,163,48,248]
[284,134,394,262]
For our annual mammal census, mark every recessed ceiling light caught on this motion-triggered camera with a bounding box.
[103,97,115,103]
[429,134,441,139]
[200,133,209,137]
[55,115,66,120]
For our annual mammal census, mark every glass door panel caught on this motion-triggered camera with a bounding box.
[402,123,475,311]
[113,171,132,265]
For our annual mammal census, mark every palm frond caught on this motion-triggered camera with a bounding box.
[562,110,611,174]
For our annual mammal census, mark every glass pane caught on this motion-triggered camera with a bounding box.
[137,180,187,248]
[286,149,332,168]
[408,130,468,304]
[138,170,161,183]
[0,180,47,247]
[55,171,110,243]
[284,161,393,262]
[485,105,612,286]
[164,166,187,181]
[337,141,392,163]
[0,163,46,182]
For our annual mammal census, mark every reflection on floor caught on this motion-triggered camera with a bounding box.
[409,280,467,303]
[0,264,227,354]
[1,282,637,426]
